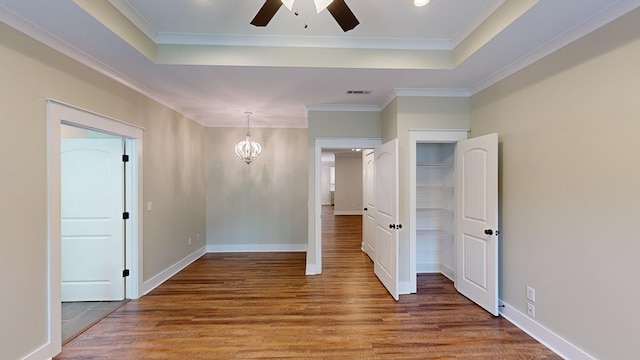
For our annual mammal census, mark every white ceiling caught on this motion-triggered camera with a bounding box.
[1,0,638,128]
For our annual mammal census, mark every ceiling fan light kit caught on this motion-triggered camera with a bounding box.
[313,0,334,13]
[251,0,359,32]
[281,0,295,11]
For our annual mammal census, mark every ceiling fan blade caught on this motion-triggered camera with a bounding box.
[327,0,359,32]
[250,0,283,27]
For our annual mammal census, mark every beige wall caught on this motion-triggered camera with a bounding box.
[307,110,382,138]
[334,153,363,214]
[0,22,206,360]
[470,9,640,359]
[205,127,308,249]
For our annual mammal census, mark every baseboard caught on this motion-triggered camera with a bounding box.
[332,210,362,215]
[21,342,56,360]
[206,244,307,253]
[417,264,454,281]
[142,246,206,295]
[398,280,413,295]
[305,263,320,275]
[440,264,454,281]
[417,263,440,273]
[499,301,594,360]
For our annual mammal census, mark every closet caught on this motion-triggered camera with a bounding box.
[415,143,456,279]
[408,130,499,316]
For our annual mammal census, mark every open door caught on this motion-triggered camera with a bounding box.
[374,139,399,300]
[362,149,376,261]
[455,133,499,315]
[61,138,126,301]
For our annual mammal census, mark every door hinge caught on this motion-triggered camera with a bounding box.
[122,212,130,220]
[122,269,130,277]
[122,154,129,162]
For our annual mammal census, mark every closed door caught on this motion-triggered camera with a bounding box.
[362,150,376,261]
[374,139,399,300]
[61,139,125,301]
[455,133,499,315]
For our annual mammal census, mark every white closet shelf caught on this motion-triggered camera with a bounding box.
[416,208,452,216]
[416,164,453,167]
[417,229,453,239]
[416,184,453,195]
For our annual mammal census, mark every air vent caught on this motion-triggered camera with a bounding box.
[346,90,372,95]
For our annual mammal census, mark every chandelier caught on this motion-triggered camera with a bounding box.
[235,112,262,164]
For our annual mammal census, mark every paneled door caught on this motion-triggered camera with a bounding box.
[455,133,499,315]
[362,149,376,261]
[374,139,399,300]
[61,139,126,301]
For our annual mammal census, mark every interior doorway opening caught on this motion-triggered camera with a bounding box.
[310,138,381,275]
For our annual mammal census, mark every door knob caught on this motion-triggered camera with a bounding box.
[364,207,368,211]
[484,229,493,235]
[389,224,396,229]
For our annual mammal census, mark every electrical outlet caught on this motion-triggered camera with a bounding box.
[197,234,200,241]
[146,201,153,211]
[188,238,192,246]
[527,303,536,318]
[526,286,536,302]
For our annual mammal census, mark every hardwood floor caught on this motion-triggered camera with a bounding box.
[55,206,559,359]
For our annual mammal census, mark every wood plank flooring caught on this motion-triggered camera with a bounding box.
[55,206,559,359]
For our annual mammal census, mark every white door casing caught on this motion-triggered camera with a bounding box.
[455,133,499,316]
[362,149,376,261]
[44,100,143,359]
[374,139,399,300]
[61,139,126,301]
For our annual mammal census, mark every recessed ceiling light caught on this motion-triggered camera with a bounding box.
[414,0,430,7]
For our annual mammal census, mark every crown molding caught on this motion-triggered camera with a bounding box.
[450,0,506,48]
[107,0,157,41]
[305,104,382,112]
[0,4,206,127]
[394,88,472,97]
[470,0,640,95]
[157,32,453,50]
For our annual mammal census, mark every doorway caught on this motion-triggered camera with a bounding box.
[309,138,381,275]
[46,100,143,353]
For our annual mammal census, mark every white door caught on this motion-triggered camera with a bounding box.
[362,150,376,261]
[455,133,499,315]
[61,139,125,301]
[374,139,399,300]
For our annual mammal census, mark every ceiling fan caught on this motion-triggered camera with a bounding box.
[251,0,360,32]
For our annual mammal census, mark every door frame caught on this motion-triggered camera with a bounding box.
[307,137,382,275]
[46,100,144,352]
[362,149,376,260]
[409,129,468,293]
